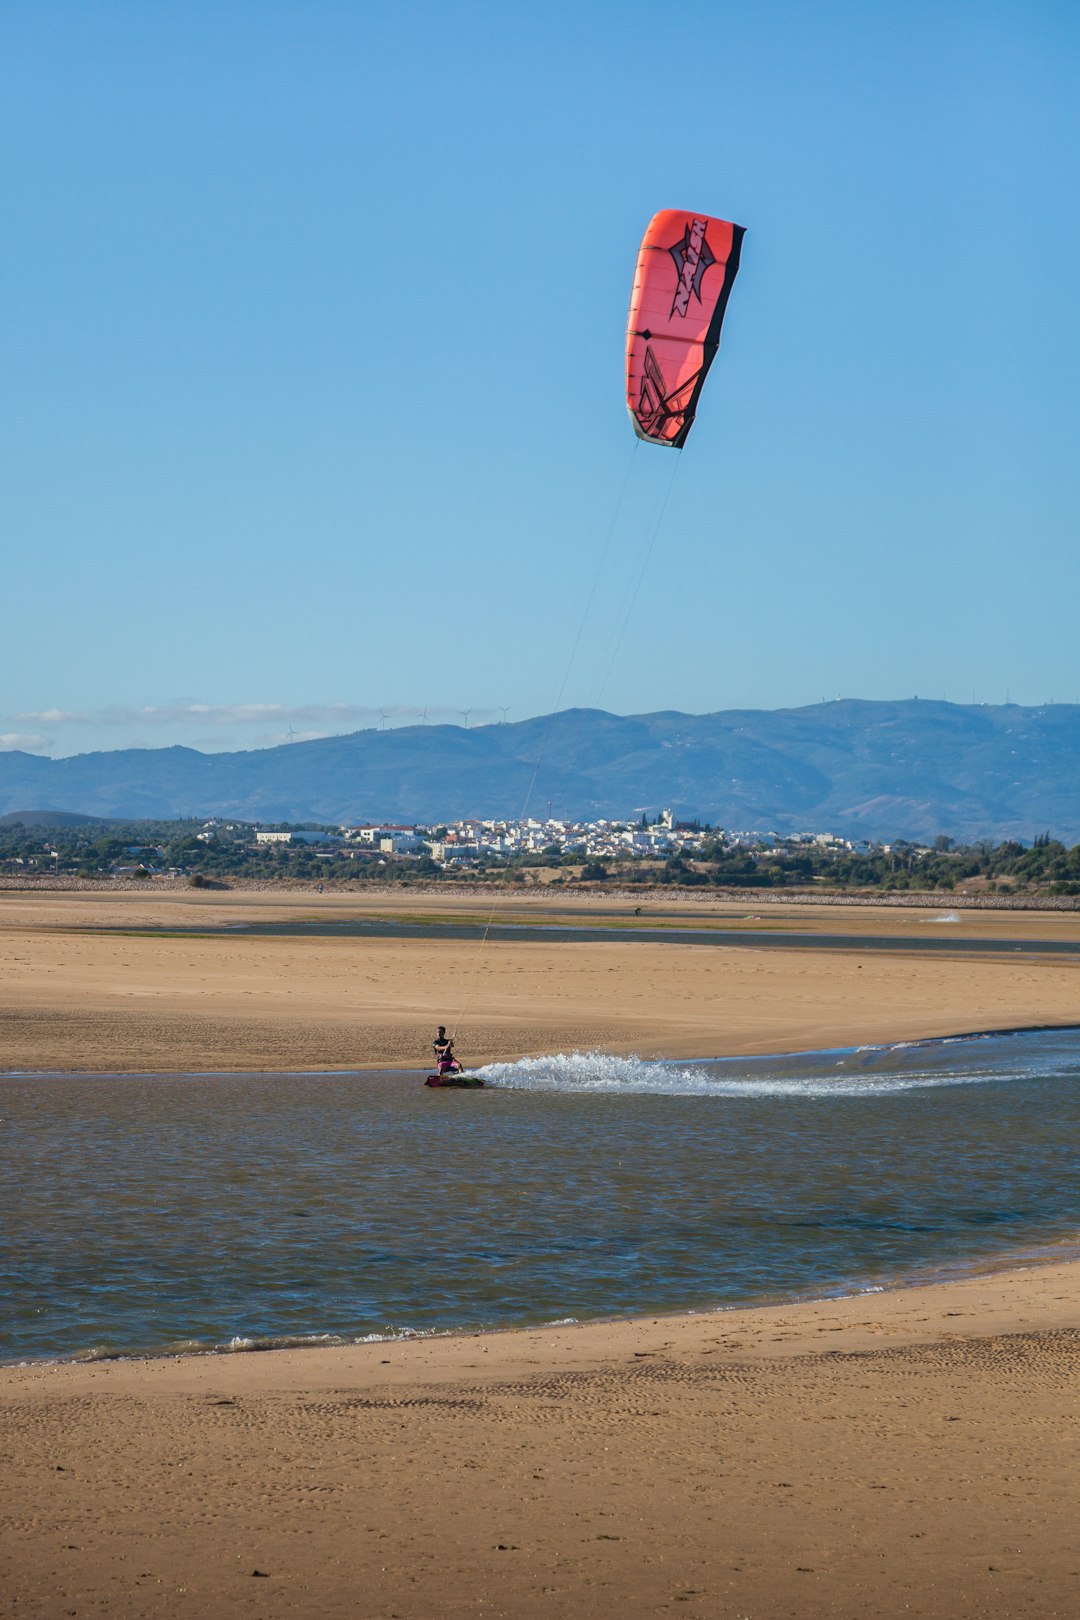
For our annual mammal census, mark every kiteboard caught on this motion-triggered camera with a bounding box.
[425,1073,485,1088]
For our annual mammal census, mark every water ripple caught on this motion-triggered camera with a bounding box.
[2,1029,1080,1362]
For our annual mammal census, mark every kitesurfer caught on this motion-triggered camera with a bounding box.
[432,1025,462,1076]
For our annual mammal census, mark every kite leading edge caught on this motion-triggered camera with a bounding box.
[625,210,745,448]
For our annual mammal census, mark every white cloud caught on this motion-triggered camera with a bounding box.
[1,702,510,761]
[10,702,501,731]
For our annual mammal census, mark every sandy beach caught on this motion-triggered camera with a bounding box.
[3,886,1080,1617]
[3,1261,1079,1618]
[1,887,1078,1072]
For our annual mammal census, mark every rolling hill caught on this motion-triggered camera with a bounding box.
[1,700,1078,844]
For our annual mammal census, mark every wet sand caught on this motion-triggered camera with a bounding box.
[3,1261,1079,1618]
[1,888,1079,1071]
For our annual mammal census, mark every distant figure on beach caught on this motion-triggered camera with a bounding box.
[432,1025,462,1075]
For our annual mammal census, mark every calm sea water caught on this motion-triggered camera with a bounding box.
[3,1029,1080,1364]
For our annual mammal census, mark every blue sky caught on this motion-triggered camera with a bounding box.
[3,1,1078,756]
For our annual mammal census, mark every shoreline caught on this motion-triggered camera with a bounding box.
[6,1021,1080,1373]
[8,1244,1080,1373]
[8,1223,1080,1376]
[4,1016,1080,1077]
[6,1258,1080,1617]
[5,871,1080,910]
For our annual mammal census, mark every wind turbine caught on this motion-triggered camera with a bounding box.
[287,725,296,744]
[458,709,472,730]
[421,707,430,725]
[498,705,511,725]
[379,709,389,732]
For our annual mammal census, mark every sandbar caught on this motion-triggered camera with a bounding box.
[2,888,1079,1071]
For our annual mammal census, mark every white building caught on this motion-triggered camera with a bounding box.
[379,833,422,854]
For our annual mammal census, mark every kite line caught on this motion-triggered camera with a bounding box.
[447,206,745,1053]
[449,439,644,1043]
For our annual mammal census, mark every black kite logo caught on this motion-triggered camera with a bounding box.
[668,218,716,319]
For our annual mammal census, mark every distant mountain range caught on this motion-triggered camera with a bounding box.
[2,700,1079,844]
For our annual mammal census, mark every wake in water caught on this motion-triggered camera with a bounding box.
[478,1032,1080,1098]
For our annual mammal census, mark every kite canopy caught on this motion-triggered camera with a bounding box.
[625,210,745,448]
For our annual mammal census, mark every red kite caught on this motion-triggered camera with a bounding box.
[626,210,745,447]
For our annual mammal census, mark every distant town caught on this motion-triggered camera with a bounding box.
[252,811,878,864]
[2,809,1079,895]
